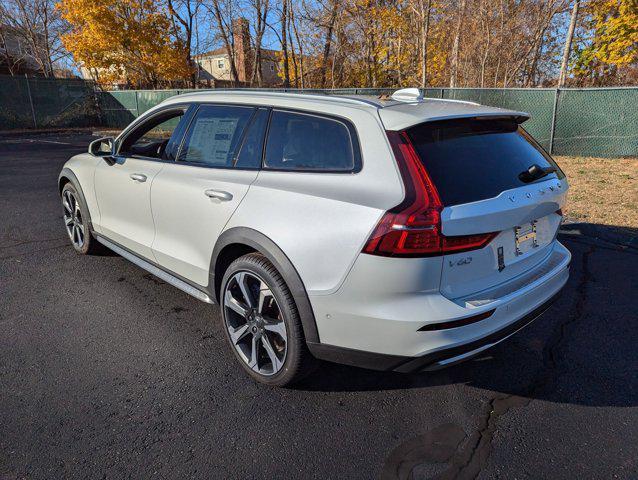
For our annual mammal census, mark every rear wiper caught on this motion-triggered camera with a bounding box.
[518,164,556,183]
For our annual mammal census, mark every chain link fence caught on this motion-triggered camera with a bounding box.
[1,75,636,158]
[0,75,100,129]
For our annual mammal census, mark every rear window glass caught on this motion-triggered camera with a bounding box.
[264,111,356,171]
[407,118,564,206]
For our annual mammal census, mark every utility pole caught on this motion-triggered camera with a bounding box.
[558,0,580,87]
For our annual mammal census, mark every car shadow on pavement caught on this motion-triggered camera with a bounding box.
[294,225,638,409]
[296,321,638,408]
[92,246,119,257]
[560,222,638,249]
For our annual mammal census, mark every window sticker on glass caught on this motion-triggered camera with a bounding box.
[187,118,238,164]
[179,106,253,167]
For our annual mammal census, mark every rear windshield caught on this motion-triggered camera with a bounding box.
[406,117,564,206]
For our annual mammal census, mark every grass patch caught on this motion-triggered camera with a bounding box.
[556,156,638,228]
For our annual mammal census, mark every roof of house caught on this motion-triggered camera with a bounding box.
[195,48,279,61]
[194,47,228,58]
[159,89,530,131]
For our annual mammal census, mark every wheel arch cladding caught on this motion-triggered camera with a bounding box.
[211,227,320,344]
[58,168,94,231]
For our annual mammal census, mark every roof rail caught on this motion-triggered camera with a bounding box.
[166,89,379,108]
[431,97,481,106]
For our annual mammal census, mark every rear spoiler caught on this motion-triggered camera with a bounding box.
[406,112,530,126]
[379,101,530,131]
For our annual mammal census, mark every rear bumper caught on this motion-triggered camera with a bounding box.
[307,241,571,371]
[308,290,561,372]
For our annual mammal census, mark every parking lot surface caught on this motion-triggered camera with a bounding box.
[1,134,637,479]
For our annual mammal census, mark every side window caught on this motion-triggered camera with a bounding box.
[234,108,269,169]
[178,105,253,167]
[119,109,186,160]
[264,110,357,172]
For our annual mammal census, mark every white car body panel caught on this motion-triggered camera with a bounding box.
[226,105,404,295]
[62,154,102,224]
[150,163,259,286]
[309,241,570,356]
[438,176,568,299]
[93,156,165,260]
[375,97,529,131]
[440,177,568,236]
[440,214,562,299]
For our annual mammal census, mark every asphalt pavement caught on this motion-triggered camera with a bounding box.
[1,133,637,479]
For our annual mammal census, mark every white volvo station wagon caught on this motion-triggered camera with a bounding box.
[59,88,570,386]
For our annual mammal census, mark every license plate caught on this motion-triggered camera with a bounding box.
[514,221,538,256]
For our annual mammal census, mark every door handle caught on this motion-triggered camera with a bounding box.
[204,189,233,201]
[130,173,147,182]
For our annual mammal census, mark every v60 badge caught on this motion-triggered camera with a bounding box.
[449,257,472,267]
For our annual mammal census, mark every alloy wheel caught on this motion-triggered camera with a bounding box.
[62,189,85,248]
[223,271,288,376]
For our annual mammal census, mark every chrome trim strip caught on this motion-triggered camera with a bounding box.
[391,224,436,231]
[423,341,497,371]
[423,309,542,371]
[96,236,215,304]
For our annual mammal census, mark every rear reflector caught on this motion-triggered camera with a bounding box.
[417,309,496,331]
[362,131,497,257]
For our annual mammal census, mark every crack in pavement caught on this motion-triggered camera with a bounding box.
[380,424,467,480]
[435,245,595,480]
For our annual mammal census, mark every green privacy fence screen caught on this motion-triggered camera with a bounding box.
[0,75,100,129]
[1,75,636,158]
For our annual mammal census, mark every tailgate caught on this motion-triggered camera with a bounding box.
[405,116,568,300]
[440,181,566,299]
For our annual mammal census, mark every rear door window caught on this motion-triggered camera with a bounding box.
[407,118,564,206]
[178,105,254,167]
[264,110,358,172]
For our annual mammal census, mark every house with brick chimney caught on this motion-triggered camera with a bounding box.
[78,17,281,88]
[195,18,281,86]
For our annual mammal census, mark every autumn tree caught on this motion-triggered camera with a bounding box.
[57,0,191,87]
[222,0,637,89]
[46,0,638,88]
[574,0,638,85]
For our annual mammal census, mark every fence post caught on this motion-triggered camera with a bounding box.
[24,74,37,128]
[93,84,103,127]
[549,88,560,155]
[134,91,140,117]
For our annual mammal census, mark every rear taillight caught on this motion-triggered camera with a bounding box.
[362,131,497,257]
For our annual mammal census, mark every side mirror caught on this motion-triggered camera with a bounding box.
[88,137,116,164]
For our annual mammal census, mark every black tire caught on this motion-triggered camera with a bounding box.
[61,182,102,255]
[220,253,317,387]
